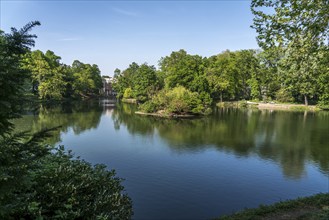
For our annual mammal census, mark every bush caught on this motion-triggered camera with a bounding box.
[275,88,294,103]
[318,94,329,110]
[140,101,158,113]
[0,131,133,219]
[317,103,329,110]
[29,146,133,219]
[138,86,212,115]
[123,88,133,99]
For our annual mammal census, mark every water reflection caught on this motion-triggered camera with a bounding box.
[13,101,104,145]
[13,101,329,180]
[112,103,329,179]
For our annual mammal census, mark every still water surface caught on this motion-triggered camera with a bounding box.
[15,100,329,219]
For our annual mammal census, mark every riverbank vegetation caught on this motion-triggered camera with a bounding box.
[113,0,328,114]
[2,27,103,102]
[23,51,103,100]
[216,193,329,220]
[0,21,133,219]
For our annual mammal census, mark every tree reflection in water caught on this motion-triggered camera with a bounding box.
[13,101,329,179]
[112,103,329,179]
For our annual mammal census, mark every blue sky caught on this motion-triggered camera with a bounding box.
[1,0,258,76]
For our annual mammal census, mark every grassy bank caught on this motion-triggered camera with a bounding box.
[216,193,329,220]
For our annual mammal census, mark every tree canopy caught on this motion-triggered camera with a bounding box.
[0,22,133,219]
[251,0,329,105]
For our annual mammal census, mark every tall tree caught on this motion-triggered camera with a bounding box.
[112,62,139,99]
[235,50,260,100]
[159,49,207,92]
[206,51,237,102]
[24,50,67,100]
[251,0,329,105]
[132,63,158,102]
[0,21,40,134]
[71,60,102,97]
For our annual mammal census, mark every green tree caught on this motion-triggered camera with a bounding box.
[317,48,329,109]
[24,50,68,100]
[0,132,133,219]
[251,0,329,105]
[132,63,158,102]
[235,50,260,100]
[71,60,102,97]
[159,49,207,92]
[112,63,139,99]
[0,22,133,219]
[256,48,282,101]
[206,51,238,101]
[0,21,40,134]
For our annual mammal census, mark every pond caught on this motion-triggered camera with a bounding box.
[14,100,329,219]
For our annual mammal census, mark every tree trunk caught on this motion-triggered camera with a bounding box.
[220,92,223,103]
[304,95,308,106]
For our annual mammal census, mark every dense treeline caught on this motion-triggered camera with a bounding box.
[0,22,133,219]
[113,0,329,114]
[113,47,328,115]
[22,50,103,100]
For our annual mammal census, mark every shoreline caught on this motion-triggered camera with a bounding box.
[216,193,329,220]
[135,111,197,118]
[217,101,320,111]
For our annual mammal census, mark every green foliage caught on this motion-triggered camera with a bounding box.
[71,60,102,97]
[0,132,133,219]
[123,88,133,99]
[0,22,133,220]
[112,62,139,99]
[0,129,55,217]
[216,193,329,220]
[112,63,160,102]
[251,0,329,105]
[139,86,212,115]
[132,64,158,102]
[139,101,157,113]
[29,146,133,219]
[318,100,329,111]
[275,88,294,103]
[115,46,327,106]
[0,21,40,134]
[206,50,261,101]
[206,51,236,101]
[159,49,206,92]
[23,52,102,100]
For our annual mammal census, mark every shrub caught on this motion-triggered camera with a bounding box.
[275,88,294,103]
[138,86,212,115]
[29,146,133,219]
[318,94,329,110]
[140,101,158,113]
[0,131,133,219]
[123,88,133,99]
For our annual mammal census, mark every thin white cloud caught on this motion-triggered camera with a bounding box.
[113,7,138,17]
